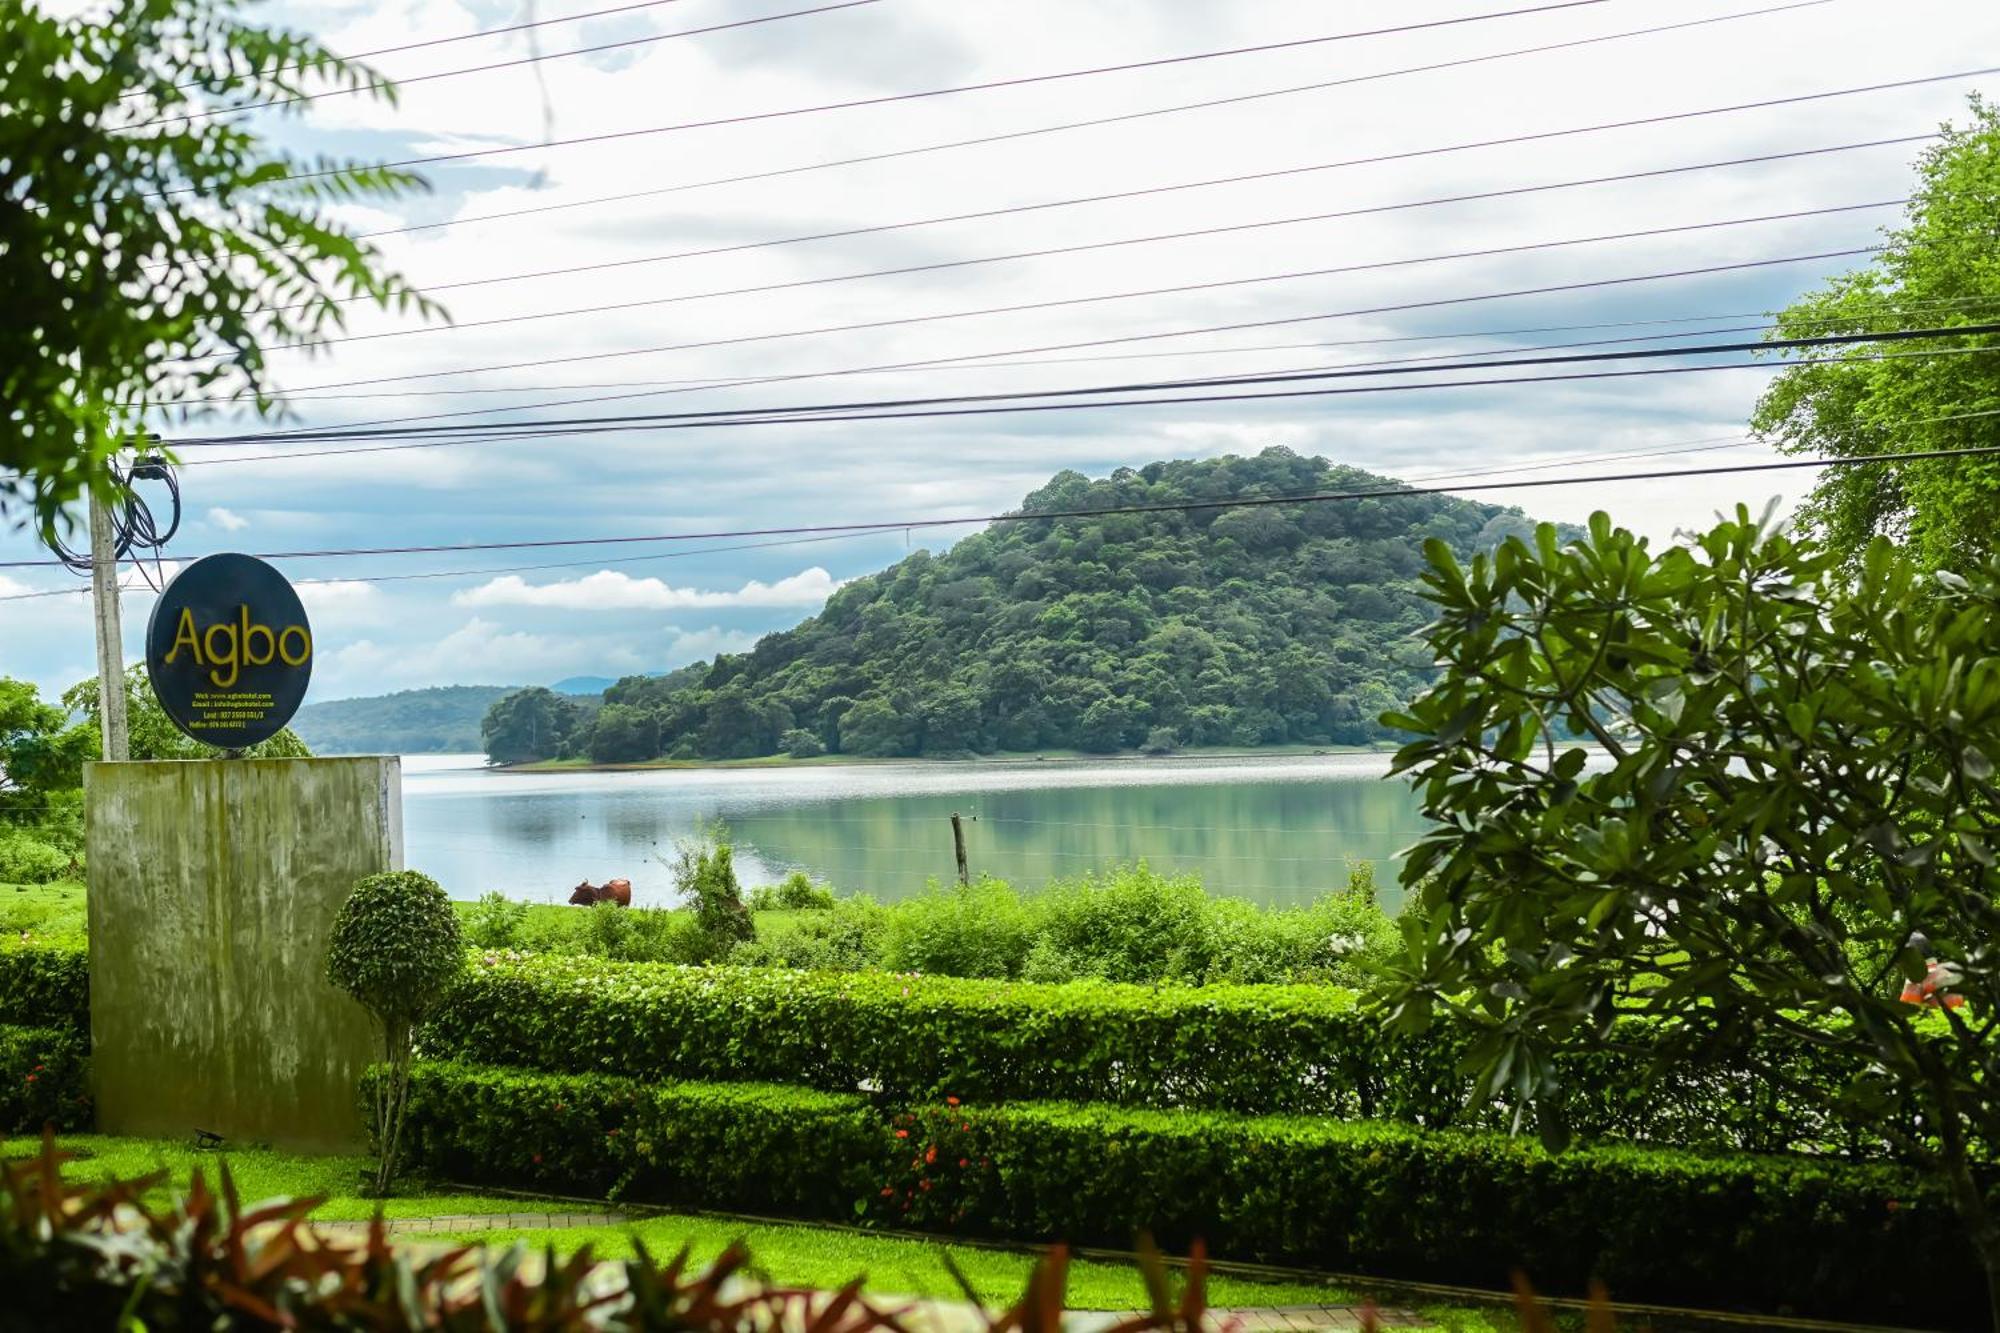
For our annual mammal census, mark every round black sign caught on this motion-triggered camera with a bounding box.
[145,553,313,749]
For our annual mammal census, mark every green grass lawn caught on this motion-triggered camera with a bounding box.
[0,879,86,945]
[2,1132,1513,1328]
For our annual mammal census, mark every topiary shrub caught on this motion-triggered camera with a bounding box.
[324,869,464,1194]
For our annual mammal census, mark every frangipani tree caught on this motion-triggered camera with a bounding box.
[1377,508,2000,1322]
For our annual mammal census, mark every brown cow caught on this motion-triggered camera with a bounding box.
[568,878,633,907]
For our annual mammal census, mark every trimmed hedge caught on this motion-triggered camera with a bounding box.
[419,955,1883,1155]
[0,946,88,1032]
[383,1060,1980,1326]
[386,1062,879,1219]
[0,1023,91,1132]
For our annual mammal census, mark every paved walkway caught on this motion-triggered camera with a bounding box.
[308,1214,1430,1329]
[314,1211,629,1235]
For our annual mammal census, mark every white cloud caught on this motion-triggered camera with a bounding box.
[296,580,377,611]
[666,625,762,663]
[0,574,28,597]
[452,566,844,611]
[209,507,251,532]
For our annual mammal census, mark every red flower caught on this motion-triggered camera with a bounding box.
[881,1186,895,1197]
[960,1123,971,1132]
[958,1158,969,1168]
[32,1065,44,1072]
[1887,1200,1902,1212]
[607,1128,620,1137]
[980,1158,991,1168]
[24,1075,34,1083]
[532,1153,543,1165]
[919,1179,932,1191]
[945,1095,960,1107]
[895,1129,909,1139]
[925,1145,937,1165]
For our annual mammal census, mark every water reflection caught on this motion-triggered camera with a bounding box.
[399,753,1430,911]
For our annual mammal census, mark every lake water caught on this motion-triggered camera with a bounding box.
[399,753,1432,911]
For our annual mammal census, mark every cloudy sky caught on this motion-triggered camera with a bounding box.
[2,0,1996,701]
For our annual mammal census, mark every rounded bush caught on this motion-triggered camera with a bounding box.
[325,870,464,1029]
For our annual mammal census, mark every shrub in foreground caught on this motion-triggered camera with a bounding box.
[0,945,87,1030]
[326,869,464,1194]
[382,1060,1981,1326]
[0,1024,89,1132]
[4,1130,1200,1333]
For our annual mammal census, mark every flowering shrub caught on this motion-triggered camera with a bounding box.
[0,1023,89,1131]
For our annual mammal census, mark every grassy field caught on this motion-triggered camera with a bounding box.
[1,1132,1510,1327]
[1,878,85,944]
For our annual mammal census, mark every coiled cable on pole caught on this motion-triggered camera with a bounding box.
[41,439,182,586]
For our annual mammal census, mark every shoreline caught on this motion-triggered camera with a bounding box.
[483,742,1398,776]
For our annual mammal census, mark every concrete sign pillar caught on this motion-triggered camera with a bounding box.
[85,757,402,1151]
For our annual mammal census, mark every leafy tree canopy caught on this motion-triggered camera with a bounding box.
[0,0,438,524]
[1752,96,2000,569]
[1377,508,2000,1315]
[484,450,1554,764]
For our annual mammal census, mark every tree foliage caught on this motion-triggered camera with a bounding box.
[1751,97,2000,569]
[325,869,463,1194]
[479,686,588,765]
[1377,507,2000,1316]
[484,450,1548,764]
[0,0,439,523]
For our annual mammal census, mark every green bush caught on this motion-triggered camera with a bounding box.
[382,1062,879,1216]
[419,954,1896,1157]
[730,897,886,970]
[386,1060,1980,1326]
[880,878,1036,979]
[0,830,69,884]
[0,1023,90,1131]
[873,866,1394,986]
[460,891,529,949]
[0,945,88,1030]
[747,870,836,912]
[326,869,465,1194]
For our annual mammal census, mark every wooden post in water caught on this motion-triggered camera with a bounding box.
[950,812,969,886]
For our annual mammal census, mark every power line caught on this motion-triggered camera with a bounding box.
[14,410,2000,598]
[127,0,881,130]
[164,348,2000,466]
[180,326,2000,448]
[271,203,1902,363]
[14,439,2000,571]
[162,294,2000,412]
[343,64,1990,246]
[148,0,702,94]
[250,0,1816,188]
[306,133,1929,308]
[164,245,1890,400]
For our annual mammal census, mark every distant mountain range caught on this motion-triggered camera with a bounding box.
[295,674,668,754]
[551,676,618,696]
[291,685,526,755]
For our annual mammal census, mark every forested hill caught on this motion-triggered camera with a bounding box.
[481,449,1552,765]
[294,685,524,754]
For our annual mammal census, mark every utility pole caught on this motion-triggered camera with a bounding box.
[89,469,129,761]
[950,812,969,886]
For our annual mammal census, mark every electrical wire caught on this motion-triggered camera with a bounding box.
[126,0,882,130]
[179,323,1998,451]
[341,65,1991,246]
[303,134,1929,309]
[248,0,1821,188]
[145,0,703,95]
[13,409,2000,600]
[12,439,2000,572]
[161,294,2000,413]
[209,245,1887,394]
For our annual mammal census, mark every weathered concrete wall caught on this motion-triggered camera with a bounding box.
[86,758,402,1151]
